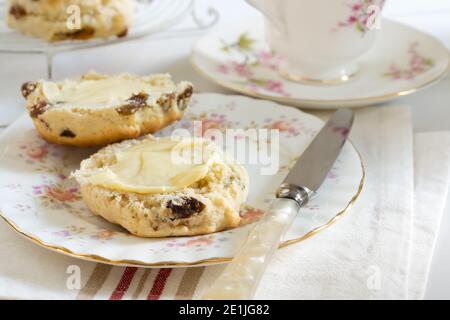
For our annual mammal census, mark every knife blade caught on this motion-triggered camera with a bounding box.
[202,109,354,300]
[284,108,353,191]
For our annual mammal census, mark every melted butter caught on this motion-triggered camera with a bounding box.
[87,137,220,194]
[42,76,174,109]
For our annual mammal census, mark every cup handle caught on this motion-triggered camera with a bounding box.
[245,0,286,35]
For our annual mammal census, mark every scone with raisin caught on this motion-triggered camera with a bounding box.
[22,71,193,147]
[7,0,133,41]
[72,135,249,237]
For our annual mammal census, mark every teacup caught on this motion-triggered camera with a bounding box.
[246,0,385,84]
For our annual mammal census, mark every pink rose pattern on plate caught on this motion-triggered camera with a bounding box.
[218,33,289,96]
[384,42,434,80]
[240,206,265,225]
[51,225,117,243]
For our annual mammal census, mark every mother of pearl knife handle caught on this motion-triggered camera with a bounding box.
[202,109,353,299]
[202,198,300,300]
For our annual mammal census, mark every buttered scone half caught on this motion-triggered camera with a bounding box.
[22,71,193,147]
[72,135,249,237]
[7,0,133,41]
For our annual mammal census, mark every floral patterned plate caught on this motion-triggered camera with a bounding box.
[191,18,449,108]
[0,94,364,267]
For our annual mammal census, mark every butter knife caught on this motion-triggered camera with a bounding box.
[202,109,354,300]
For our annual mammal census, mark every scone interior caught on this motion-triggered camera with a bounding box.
[73,135,249,237]
[7,0,134,41]
[23,71,193,147]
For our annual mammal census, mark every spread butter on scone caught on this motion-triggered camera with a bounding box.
[7,0,133,41]
[22,71,193,147]
[72,135,249,237]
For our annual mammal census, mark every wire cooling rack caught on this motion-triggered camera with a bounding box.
[0,0,220,78]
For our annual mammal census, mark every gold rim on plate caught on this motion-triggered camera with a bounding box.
[0,142,365,268]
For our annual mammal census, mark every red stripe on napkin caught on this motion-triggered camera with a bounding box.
[147,268,173,300]
[110,267,138,300]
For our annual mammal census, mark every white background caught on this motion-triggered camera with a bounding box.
[0,0,449,299]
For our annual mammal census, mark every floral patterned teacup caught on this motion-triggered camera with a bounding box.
[246,0,385,84]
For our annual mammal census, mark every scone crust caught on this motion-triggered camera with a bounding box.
[23,72,194,147]
[73,135,249,237]
[7,0,133,41]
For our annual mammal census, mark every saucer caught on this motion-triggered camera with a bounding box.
[191,18,449,109]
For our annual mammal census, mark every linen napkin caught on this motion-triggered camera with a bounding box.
[0,105,449,299]
[253,105,415,299]
[407,132,450,299]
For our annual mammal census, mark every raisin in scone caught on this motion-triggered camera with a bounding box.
[7,0,133,41]
[72,135,249,237]
[22,71,193,147]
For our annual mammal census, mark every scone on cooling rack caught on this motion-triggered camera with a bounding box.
[21,71,193,147]
[72,135,249,237]
[7,0,133,41]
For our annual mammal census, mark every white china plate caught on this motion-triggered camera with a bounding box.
[191,18,449,109]
[0,94,364,267]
